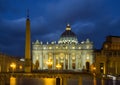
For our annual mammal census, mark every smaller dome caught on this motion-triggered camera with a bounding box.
[58,24,78,44]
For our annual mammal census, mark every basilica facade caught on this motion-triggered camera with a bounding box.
[32,24,94,71]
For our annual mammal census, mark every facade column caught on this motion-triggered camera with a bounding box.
[70,55,72,69]
[52,53,54,69]
[46,54,48,69]
[53,54,56,69]
[63,55,66,70]
[68,54,70,70]
[58,56,60,65]
[41,47,43,69]
[75,55,78,70]
[40,53,42,69]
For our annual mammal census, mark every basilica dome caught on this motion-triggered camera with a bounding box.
[58,24,78,44]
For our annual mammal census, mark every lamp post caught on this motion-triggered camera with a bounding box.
[10,63,16,85]
[46,59,53,69]
[93,67,96,76]
[56,64,61,70]
[10,63,16,73]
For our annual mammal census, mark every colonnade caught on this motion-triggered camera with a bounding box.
[34,52,83,70]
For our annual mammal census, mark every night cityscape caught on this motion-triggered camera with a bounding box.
[0,0,120,85]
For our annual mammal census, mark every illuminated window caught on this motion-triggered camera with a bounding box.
[86,54,89,60]
[72,57,75,60]
[78,46,81,49]
[86,56,89,60]
[43,47,46,49]
[105,44,108,48]
[56,46,58,49]
[49,47,52,49]
[72,46,75,49]
[60,57,63,59]
[19,65,22,70]
[66,46,68,49]
[81,41,84,44]
[86,45,89,49]
[36,56,39,60]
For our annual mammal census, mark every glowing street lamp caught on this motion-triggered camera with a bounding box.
[19,65,22,70]
[93,67,96,76]
[56,64,61,70]
[10,63,16,73]
[46,59,53,69]
[93,67,96,70]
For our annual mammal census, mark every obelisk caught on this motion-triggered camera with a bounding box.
[25,10,31,72]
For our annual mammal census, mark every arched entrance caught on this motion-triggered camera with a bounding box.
[35,60,39,70]
[86,62,90,72]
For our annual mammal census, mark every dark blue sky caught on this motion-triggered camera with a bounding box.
[0,0,120,57]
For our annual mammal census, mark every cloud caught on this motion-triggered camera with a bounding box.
[45,0,104,22]
[0,18,26,56]
[72,22,95,34]
[87,17,120,49]
[0,0,120,56]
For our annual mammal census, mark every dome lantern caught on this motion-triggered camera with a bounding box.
[58,24,78,44]
[66,24,71,30]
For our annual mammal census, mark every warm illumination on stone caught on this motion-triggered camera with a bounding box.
[32,24,94,71]
[56,64,61,70]
[19,65,22,70]
[10,76,16,85]
[25,11,31,73]
[10,63,16,70]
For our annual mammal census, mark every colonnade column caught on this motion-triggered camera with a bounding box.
[68,54,70,70]
[70,55,72,69]
[53,54,56,69]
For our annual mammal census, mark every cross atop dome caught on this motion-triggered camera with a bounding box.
[66,23,71,30]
